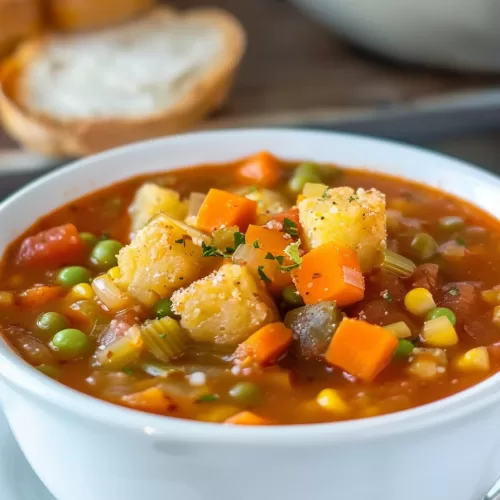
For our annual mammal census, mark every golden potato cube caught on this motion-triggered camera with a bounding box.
[171,264,279,345]
[117,217,202,306]
[129,183,188,235]
[298,186,386,272]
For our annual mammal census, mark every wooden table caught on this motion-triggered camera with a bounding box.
[1,0,499,149]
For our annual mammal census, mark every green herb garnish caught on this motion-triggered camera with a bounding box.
[174,238,185,244]
[382,290,393,302]
[257,266,272,283]
[321,188,330,199]
[265,252,275,260]
[122,367,134,376]
[198,394,220,403]
[201,242,222,257]
[283,218,298,237]
[234,231,246,249]
[279,240,302,271]
[448,287,460,296]
[348,195,358,202]
[455,237,466,246]
[253,239,260,248]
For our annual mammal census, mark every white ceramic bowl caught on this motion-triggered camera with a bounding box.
[2,129,500,500]
[291,0,500,72]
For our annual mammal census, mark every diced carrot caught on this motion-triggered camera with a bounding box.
[325,318,399,381]
[196,189,257,233]
[16,223,85,268]
[267,207,301,230]
[268,269,294,295]
[292,243,364,307]
[235,322,293,365]
[236,151,281,188]
[246,224,290,257]
[17,285,64,308]
[121,387,175,414]
[225,411,272,426]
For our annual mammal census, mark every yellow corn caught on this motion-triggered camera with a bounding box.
[384,321,411,339]
[481,286,500,305]
[316,389,349,414]
[493,306,500,327]
[0,291,14,306]
[69,283,95,301]
[108,266,121,281]
[421,316,458,347]
[404,288,436,316]
[455,347,490,372]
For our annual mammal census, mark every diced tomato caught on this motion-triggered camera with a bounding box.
[16,224,84,268]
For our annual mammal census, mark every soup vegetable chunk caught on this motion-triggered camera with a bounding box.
[2,152,500,425]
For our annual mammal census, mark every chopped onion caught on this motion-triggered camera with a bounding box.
[213,226,239,252]
[232,243,255,265]
[232,243,277,280]
[92,274,134,312]
[94,326,143,369]
[302,182,328,197]
[186,192,206,226]
[342,267,364,289]
[154,212,210,246]
[382,250,416,278]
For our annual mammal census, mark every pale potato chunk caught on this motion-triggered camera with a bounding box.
[117,217,202,306]
[233,187,291,215]
[171,264,279,345]
[298,186,386,272]
[129,183,188,235]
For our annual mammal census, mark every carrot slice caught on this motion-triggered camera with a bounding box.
[246,224,290,257]
[325,318,399,381]
[16,223,84,268]
[235,322,293,365]
[225,411,272,426]
[17,285,64,308]
[196,189,257,233]
[236,151,280,188]
[292,243,364,307]
[121,387,175,414]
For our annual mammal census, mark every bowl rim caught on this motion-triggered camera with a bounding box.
[2,127,500,445]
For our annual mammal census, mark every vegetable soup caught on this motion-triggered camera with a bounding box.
[2,152,500,425]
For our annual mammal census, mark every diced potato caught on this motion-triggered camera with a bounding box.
[116,217,202,306]
[298,186,386,272]
[171,264,279,345]
[233,187,291,215]
[129,183,188,235]
[455,347,490,372]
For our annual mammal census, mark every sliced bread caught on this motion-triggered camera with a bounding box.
[48,0,156,32]
[0,6,246,156]
[0,0,41,57]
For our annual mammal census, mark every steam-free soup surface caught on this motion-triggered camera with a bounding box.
[2,153,500,425]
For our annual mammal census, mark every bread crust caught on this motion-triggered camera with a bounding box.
[48,0,156,32]
[0,7,246,157]
[0,0,41,57]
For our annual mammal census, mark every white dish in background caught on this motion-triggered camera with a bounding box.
[291,0,500,72]
[4,130,500,500]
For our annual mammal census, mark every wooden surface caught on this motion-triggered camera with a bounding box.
[1,0,500,149]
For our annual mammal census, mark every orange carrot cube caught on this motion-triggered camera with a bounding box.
[236,151,280,188]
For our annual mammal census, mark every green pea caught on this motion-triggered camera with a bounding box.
[36,364,61,379]
[56,266,91,287]
[411,233,438,260]
[288,163,323,194]
[281,285,304,306]
[90,240,123,270]
[79,232,98,250]
[395,339,414,358]
[427,307,456,326]
[152,298,174,319]
[229,382,262,406]
[36,312,69,338]
[50,328,89,359]
[438,216,464,232]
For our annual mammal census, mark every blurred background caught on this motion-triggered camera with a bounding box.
[1,0,500,196]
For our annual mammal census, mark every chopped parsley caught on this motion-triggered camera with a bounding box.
[159,333,168,339]
[247,186,259,194]
[280,240,302,272]
[275,255,285,265]
[257,265,272,283]
[448,287,460,296]
[234,231,246,249]
[348,195,358,203]
[455,237,466,246]
[197,394,220,403]
[201,242,222,257]
[174,238,185,244]
[253,239,260,248]
[265,252,275,260]
[122,367,134,376]
[321,188,330,199]
[283,218,298,237]
[382,290,393,302]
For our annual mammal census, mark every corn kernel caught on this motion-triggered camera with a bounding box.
[421,316,458,347]
[316,389,349,414]
[455,347,490,372]
[69,283,95,301]
[0,291,14,306]
[108,266,121,281]
[404,288,436,316]
[384,321,411,339]
[493,306,500,327]
[482,286,500,305]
